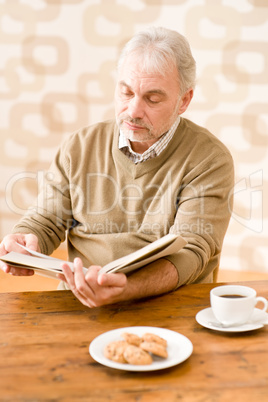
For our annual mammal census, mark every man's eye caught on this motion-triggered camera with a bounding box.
[148,97,160,104]
[121,91,132,98]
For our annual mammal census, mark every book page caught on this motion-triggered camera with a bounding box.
[99,234,187,275]
[15,243,62,261]
[0,251,88,279]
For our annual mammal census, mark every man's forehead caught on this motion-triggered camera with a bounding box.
[118,55,178,84]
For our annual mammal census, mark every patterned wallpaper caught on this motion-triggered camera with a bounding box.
[0,0,267,273]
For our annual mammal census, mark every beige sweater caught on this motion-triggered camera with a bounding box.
[13,118,234,287]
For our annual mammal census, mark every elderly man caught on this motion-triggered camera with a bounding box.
[0,27,234,307]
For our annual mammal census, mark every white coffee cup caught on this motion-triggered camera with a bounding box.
[210,285,268,326]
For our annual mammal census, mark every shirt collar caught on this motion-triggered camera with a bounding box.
[118,116,180,163]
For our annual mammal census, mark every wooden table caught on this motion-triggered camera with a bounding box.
[0,281,267,401]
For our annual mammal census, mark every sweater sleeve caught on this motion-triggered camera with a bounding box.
[165,150,234,287]
[11,137,73,256]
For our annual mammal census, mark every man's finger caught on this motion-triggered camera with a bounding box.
[8,267,34,276]
[97,272,127,287]
[73,259,96,298]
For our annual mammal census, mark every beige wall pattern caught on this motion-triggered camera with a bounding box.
[0,0,267,273]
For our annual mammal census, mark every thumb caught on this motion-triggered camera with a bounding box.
[25,234,40,252]
[98,272,127,287]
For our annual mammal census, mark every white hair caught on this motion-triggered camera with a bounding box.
[117,27,196,95]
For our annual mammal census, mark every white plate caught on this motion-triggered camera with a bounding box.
[89,326,193,371]
[196,307,268,332]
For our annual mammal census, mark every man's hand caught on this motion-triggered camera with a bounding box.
[0,233,40,276]
[58,258,127,308]
[58,257,179,309]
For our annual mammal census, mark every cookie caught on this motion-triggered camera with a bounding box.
[140,341,168,358]
[123,345,153,365]
[104,340,128,363]
[142,333,167,348]
[121,332,142,346]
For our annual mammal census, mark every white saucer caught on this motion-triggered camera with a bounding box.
[89,326,193,371]
[196,307,268,332]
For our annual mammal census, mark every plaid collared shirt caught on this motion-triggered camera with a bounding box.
[119,117,181,164]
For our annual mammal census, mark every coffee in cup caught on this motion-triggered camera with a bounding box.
[210,285,268,326]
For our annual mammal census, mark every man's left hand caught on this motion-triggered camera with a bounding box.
[58,258,127,308]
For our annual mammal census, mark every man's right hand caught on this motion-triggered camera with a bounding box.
[0,233,40,276]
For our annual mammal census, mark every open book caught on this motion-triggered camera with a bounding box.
[0,234,187,279]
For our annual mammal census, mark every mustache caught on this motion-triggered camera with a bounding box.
[118,115,151,130]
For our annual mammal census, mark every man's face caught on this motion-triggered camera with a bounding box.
[114,55,192,153]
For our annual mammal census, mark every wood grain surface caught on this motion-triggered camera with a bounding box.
[0,281,267,401]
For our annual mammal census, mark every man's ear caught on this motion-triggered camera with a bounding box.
[178,89,194,115]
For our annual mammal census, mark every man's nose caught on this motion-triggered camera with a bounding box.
[128,97,145,119]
